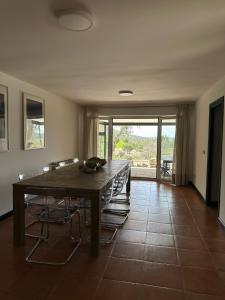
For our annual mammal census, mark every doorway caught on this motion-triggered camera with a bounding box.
[98,117,176,182]
[206,97,224,207]
[159,118,176,181]
[112,119,158,179]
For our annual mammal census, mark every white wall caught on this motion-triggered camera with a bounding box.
[0,72,83,216]
[91,104,178,117]
[194,75,225,224]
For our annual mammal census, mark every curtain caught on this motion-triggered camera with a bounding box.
[83,109,99,159]
[174,104,190,186]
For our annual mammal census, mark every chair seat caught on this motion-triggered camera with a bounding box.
[101,213,128,226]
[39,206,78,224]
[103,203,130,212]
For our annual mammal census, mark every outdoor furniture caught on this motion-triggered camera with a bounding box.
[160,159,173,177]
[13,160,131,256]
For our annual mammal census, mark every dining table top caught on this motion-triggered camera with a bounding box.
[13,160,130,192]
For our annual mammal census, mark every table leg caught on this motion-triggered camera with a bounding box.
[90,192,101,256]
[13,185,25,246]
[126,167,131,194]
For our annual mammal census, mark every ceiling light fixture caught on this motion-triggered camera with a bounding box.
[119,90,134,96]
[56,9,93,31]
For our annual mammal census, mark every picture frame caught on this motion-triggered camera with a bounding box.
[23,93,45,150]
[0,85,9,152]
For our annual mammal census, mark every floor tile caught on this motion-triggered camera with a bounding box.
[144,245,178,264]
[172,216,194,225]
[104,257,144,284]
[47,274,100,300]
[112,242,145,260]
[213,253,225,271]
[185,292,225,300]
[129,212,148,221]
[182,267,225,296]
[9,267,60,300]
[124,220,147,231]
[204,239,225,253]
[149,207,170,214]
[140,285,185,300]
[146,232,175,247]
[175,236,206,251]
[142,262,183,289]
[94,279,140,300]
[2,181,225,299]
[119,229,146,243]
[177,249,214,269]
[148,213,171,224]
[147,222,173,234]
[173,225,200,237]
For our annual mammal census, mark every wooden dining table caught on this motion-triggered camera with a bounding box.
[13,160,131,256]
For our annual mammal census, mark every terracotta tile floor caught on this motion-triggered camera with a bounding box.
[0,181,225,299]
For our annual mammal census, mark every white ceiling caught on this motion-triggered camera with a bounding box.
[0,0,225,105]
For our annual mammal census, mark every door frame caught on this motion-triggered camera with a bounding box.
[158,117,177,181]
[98,116,176,181]
[206,97,224,206]
[111,118,159,179]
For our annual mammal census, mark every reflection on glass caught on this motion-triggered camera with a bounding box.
[24,96,45,150]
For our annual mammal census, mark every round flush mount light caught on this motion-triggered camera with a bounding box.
[119,90,134,96]
[56,9,93,31]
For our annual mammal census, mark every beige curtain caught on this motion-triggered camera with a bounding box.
[83,109,99,159]
[174,104,190,186]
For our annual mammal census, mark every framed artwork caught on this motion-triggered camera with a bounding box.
[23,93,45,150]
[0,85,9,152]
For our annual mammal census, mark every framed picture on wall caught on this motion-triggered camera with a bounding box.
[0,85,9,152]
[23,93,45,150]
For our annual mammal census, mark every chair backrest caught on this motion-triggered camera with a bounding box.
[112,166,130,197]
[18,169,45,201]
[102,179,114,205]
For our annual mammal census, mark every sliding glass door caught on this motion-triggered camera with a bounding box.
[112,119,158,179]
[97,117,176,182]
[159,118,176,181]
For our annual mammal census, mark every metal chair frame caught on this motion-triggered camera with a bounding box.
[102,167,130,226]
[18,169,50,239]
[100,180,118,244]
[24,187,81,266]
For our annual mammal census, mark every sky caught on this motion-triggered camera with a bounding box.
[132,125,176,138]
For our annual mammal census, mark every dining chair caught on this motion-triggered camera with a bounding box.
[18,168,50,239]
[110,165,131,205]
[102,167,130,226]
[25,187,82,265]
[100,179,119,244]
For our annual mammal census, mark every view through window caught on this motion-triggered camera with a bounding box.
[98,117,176,181]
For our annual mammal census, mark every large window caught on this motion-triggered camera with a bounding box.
[97,119,109,159]
[97,117,176,181]
[112,119,158,178]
